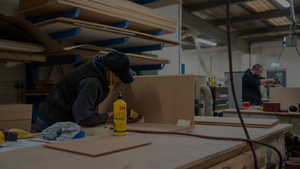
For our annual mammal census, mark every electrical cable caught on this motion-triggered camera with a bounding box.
[109,127,282,169]
[225,0,257,168]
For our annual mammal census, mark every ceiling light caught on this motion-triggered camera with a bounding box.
[198,38,217,46]
[275,0,290,8]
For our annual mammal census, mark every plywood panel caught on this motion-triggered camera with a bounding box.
[0,120,31,132]
[0,104,32,121]
[195,116,278,128]
[44,136,151,157]
[270,88,300,109]
[98,75,195,125]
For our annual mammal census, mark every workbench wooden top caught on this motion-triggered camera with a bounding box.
[0,124,292,169]
[223,109,300,116]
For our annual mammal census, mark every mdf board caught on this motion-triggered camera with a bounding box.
[270,88,300,109]
[0,104,32,121]
[44,136,151,157]
[194,116,279,128]
[0,120,31,132]
[99,123,193,132]
[98,75,195,125]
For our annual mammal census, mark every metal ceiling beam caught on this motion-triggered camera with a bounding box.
[232,26,290,36]
[215,8,300,26]
[185,0,254,12]
[182,10,250,53]
[247,34,299,43]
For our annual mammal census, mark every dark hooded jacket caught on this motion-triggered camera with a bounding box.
[38,55,110,127]
[242,69,265,105]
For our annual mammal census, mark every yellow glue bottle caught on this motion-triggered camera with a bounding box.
[113,91,127,136]
[210,77,214,87]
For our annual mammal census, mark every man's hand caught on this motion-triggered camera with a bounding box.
[279,79,282,84]
[269,79,276,83]
[107,111,114,119]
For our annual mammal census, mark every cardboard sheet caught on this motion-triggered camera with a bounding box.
[98,75,195,125]
[44,136,151,157]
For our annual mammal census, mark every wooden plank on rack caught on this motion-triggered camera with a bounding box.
[0,39,45,53]
[19,0,177,33]
[130,0,182,9]
[0,51,46,62]
[35,18,179,46]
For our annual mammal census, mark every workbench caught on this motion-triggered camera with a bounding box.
[223,109,300,138]
[0,123,292,169]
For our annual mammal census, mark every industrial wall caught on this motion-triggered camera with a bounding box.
[181,39,300,88]
[152,4,182,75]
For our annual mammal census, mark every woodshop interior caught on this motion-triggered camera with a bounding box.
[1,0,300,168]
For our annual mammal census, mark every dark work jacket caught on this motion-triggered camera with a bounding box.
[242,69,265,105]
[38,57,110,126]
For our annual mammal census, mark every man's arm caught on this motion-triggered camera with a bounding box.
[260,78,276,85]
[72,77,110,126]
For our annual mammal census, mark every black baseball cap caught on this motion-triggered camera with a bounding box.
[103,51,134,84]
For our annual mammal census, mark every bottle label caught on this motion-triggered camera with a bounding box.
[113,102,127,135]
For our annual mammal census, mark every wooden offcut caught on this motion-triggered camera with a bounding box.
[98,75,195,125]
[0,104,32,132]
[99,123,194,132]
[194,116,279,128]
[19,0,177,34]
[270,88,300,109]
[44,136,151,157]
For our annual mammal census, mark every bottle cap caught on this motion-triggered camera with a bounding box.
[118,91,122,99]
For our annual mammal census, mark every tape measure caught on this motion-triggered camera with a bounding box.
[0,131,4,146]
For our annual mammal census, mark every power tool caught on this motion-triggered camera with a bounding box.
[127,109,142,123]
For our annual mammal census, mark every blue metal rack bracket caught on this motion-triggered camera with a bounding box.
[130,64,165,71]
[28,8,81,24]
[48,27,81,40]
[181,64,185,74]
[90,37,130,47]
[34,55,81,67]
[144,29,165,36]
[134,0,162,5]
[116,44,164,53]
[108,20,130,28]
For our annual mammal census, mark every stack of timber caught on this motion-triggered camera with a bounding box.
[19,0,177,34]
[35,18,179,48]
[25,80,57,95]
[194,116,279,128]
[0,39,46,63]
[129,0,183,9]
[0,104,32,132]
